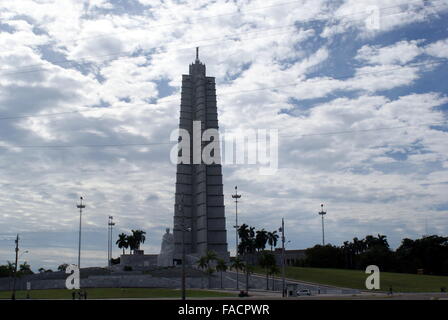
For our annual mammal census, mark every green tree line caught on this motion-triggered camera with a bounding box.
[300,234,448,275]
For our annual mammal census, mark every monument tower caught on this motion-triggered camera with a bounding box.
[173,48,228,262]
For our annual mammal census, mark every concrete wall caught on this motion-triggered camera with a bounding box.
[120,254,158,268]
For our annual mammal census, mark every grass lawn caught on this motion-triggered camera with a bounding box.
[0,288,235,299]
[254,266,448,293]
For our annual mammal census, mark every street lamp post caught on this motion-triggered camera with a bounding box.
[108,216,115,268]
[11,239,28,301]
[318,204,327,246]
[279,218,286,298]
[77,197,86,269]
[11,234,19,300]
[231,186,241,290]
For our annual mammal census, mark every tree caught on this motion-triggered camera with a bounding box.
[238,224,256,257]
[255,229,269,252]
[238,224,257,292]
[342,241,354,269]
[267,231,279,251]
[204,250,217,288]
[58,263,69,272]
[205,250,217,262]
[237,224,251,246]
[396,235,448,275]
[216,259,228,289]
[230,256,245,289]
[364,234,389,250]
[131,229,146,251]
[7,261,15,273]
[38,267,53,273]
[258,251,276,290]
[0,261,15,278]
[116,233,129,255]
[127,235,137,254]
[356,234,394,271]
[304,245,344,268]
[197,256,208,288]
[197,250,218,288]
[19,262,33,275]
[197,256,208,270]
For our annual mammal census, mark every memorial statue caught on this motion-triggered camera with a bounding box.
[157,228,174,267]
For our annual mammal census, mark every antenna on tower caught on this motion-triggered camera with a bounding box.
[196,47,199,61]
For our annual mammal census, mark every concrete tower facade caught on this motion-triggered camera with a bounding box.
[173,49,228,261]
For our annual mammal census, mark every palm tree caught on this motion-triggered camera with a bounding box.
[116,233,129,255]
[258,251,276,290]
[238,224,257,293]
[204,250,218,288]
[7,261,15,274]
[19,262,33,275]
[353,237,363,254]
[196,251,218,288]
[57,263,68,272]
[255,229,269,252]
[342,241,354,268]
[237,224,252,258]
[197,256,208,288]
[131,229,146,251]
[230,256,245,289]
[244,263,254,291]
[205,250,217,262]
[365,235,375,249]
[377,234,389,248]
[216,259,227,289]
[238,225,256,257]
[127,235,137,254]
[267,231,279,251]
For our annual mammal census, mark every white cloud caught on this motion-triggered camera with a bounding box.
[425,38,448,58]
[356,40,424,65]
[321,0,448,38]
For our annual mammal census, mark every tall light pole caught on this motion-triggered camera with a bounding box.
[77,197,85,269]
[279,218,286,298]
[318,204,326,246]
[231,186,241,290]
[108,216,115,268]
[11,234,19,300]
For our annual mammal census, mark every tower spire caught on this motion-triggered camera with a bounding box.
[196,47,199,62]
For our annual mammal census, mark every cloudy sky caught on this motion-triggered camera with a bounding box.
[0,0,447,271]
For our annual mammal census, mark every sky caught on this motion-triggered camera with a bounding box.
[0,0,447,271]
